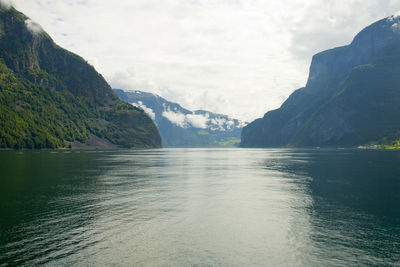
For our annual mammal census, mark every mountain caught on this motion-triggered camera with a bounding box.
[241,15,400,148]
[0,6,161,149]
[114,89,246,147]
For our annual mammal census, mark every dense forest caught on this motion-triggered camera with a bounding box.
[0,6,161,149]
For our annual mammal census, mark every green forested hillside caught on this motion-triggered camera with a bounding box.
[0,6,161,149]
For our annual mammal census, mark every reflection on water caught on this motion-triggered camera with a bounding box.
[0,149,399,266]
[264,149,400,266]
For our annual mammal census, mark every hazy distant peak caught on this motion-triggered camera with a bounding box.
[114,88,245,147]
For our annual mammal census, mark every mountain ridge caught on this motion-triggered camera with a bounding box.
[241,15,400,148]
[0,6,161,149]
[114,89,246,147]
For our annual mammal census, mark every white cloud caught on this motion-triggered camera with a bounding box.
[238,120,248,128]
[210,117,226,131]
[131,101,156,121]
[161,109,210,129]
[226,119,235,129]
[393,10,400,18]
[161,107,244,130]
[0,0,12,9]
[186,113,209,129]
[9,1,400,121]
[24,19,43,35]
[162,110,187,128]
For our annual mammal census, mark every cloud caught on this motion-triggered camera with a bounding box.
[286,3,400,62]
[226,119,235,129]
[0,0,12,9]
[131,101,156,120]
[162,109,210,129]
[162,110,187,128]
[24,19,43,35]
[10,1,400,121]
[392,22,400,31]
[209,117,228,131]
[393,10,400,18]
[186,113,209,129]
[161,107,245,130]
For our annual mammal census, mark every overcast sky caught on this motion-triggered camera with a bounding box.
[6,0,400,121]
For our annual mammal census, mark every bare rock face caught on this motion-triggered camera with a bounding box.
[241,15,400,148]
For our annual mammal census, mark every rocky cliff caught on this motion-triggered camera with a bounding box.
[241,15,400,148]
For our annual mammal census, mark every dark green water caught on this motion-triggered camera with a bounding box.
[0,148,399,266]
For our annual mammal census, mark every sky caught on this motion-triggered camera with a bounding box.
[4,0,400,121]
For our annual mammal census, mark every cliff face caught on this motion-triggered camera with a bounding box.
[0,7,161,149]
[241,16,400,148]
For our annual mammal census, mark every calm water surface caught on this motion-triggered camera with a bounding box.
[0,148,399,266]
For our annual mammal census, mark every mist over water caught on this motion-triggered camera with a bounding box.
[0,149,399,266]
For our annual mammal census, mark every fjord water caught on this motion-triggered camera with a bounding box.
[0,149,399,266]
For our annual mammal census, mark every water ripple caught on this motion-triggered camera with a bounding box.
[0,149,400,266]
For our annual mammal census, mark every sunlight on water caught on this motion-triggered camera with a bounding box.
[0,148,399,266]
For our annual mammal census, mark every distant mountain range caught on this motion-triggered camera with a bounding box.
[5,4,400,150]
[0,6,161,149]
[241,14,400,148]
[114,89,246,147]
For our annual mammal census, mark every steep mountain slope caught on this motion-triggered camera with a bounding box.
[0,6,161,149]
[241,15,400,148]
[114,89,246,147]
